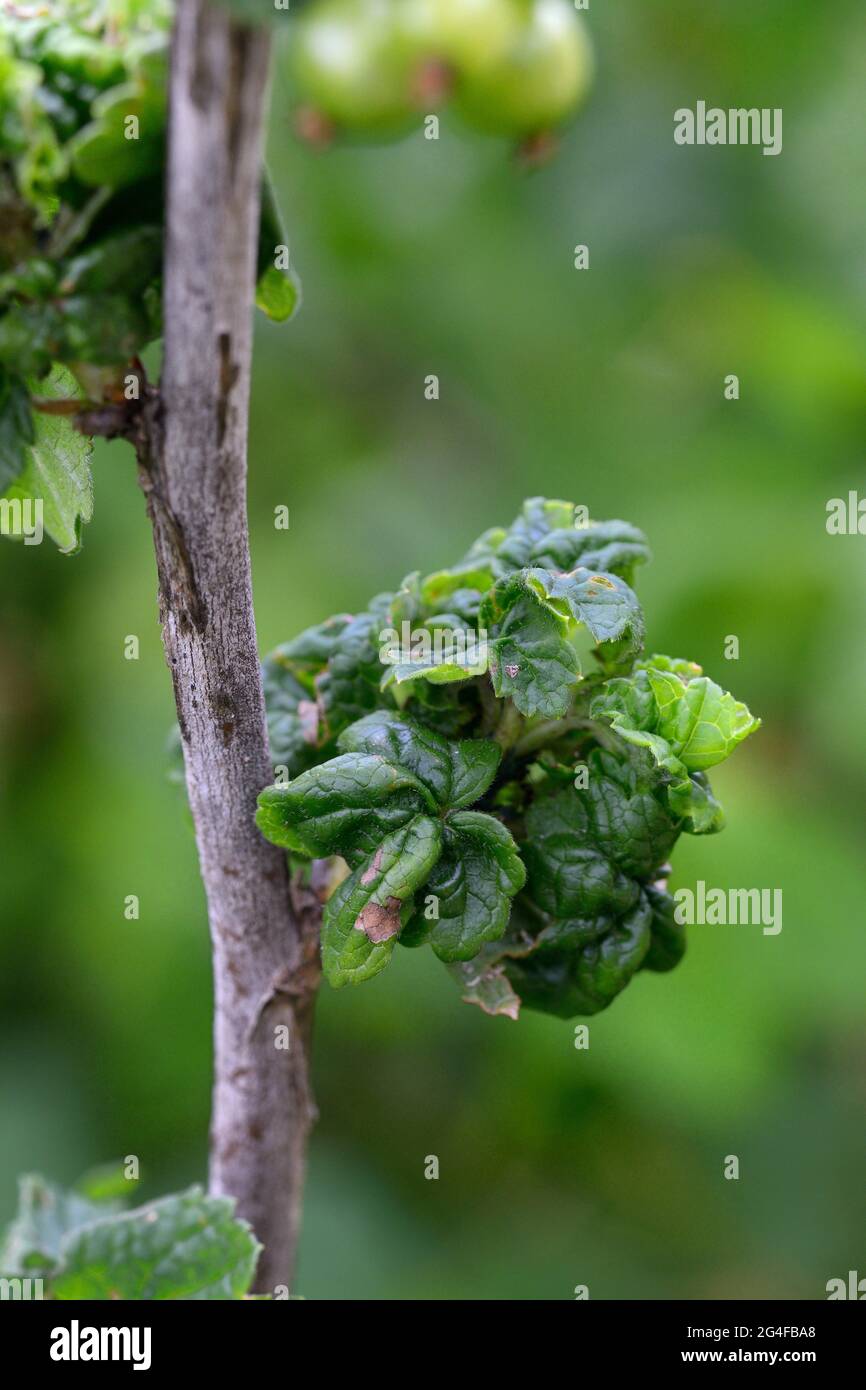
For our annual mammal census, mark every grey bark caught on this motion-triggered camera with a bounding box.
[134,0,319,1293]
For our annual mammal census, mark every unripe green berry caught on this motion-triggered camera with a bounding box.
[454,0,594,137]
[291,0,430,140]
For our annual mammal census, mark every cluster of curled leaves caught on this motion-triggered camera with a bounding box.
[256,498,761,1020]
[1,1167,263,1299]
[0,0,298,551]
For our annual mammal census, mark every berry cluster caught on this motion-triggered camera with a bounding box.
[289,0,594,151]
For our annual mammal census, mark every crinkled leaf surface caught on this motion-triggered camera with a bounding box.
[595,661,760,774]
[252,501,759,1020]
[573,745,680,880]
[404,811,525,962]
[641,885,687,973]
[262,653,322,777]
[338,711,500,810]
[419,563,496,608]
[592,658,759,833]
[529,518,651,586]
[323,815,442,986]
[504,895,654,1019]
[526,564,645,653]
[51,1187,259,1301]
[493,496,576,572]
[260,617,353,775]
[524,788,641,920]
[256,752,429,862]
[486,593,580,718]
[259,713,518,986]
[382,646,486,687]
[319,608,389,736]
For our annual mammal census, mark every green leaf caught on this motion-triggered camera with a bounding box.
[256,752,430,861]
[267,614,353,688]
[569,894,654,1011]
[261,617,354,775]
[319,608,390,737]
[338,711,500,809]
[591,659,758,834]
[0,1174,114,1277]
[597,659,760,774]
[1,364,93,552]
[323,815,443,987]
[31,24,128,91]
[529,518,651,586]
[0,299,64,377]
[494,496,576,571]
[461,524,508,568]
[573,745,680,879]
[248,501,760,1021]
[523,787,642,919]
[382,667,481,739]
[262,654,322,776]
[651,670,760,772]
[255,171,301,320]
[255,263,300,322]
[387,570,424,626]
[69,41,168,190]
[667,769,726,835]
[504,895,654,1018]
[525,565,645,653]
[486,593,580,718]
[0,291,158,374]
[381,640,487,687]
[51,1186,259,1300]
[447,959,521,1020]
[60,226,162,297]
[75,1160,140,1204]
[0,31,68,223]
[418,562,496,609]
[481,563,643,717]
[641,885,687,973]
[405,811,525,962]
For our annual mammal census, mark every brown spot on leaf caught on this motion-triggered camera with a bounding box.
[354,895,402,943]
[360,847,384,886]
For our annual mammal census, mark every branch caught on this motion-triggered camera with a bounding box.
[136,0,319,1293]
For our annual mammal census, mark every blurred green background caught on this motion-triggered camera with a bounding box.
[2,0,865,1299]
